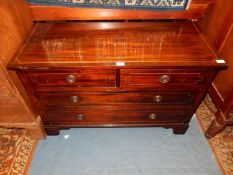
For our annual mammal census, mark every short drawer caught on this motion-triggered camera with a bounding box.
[120,69,211,89]
[20,69,116,88]
[45,106,187,125]
[38,91,197,106]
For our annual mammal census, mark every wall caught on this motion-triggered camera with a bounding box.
[198,0,233,107]
[0,0,45,139]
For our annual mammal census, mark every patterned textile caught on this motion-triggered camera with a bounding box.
[0,128,35,175]
[196,94,233,175]
[27,0,189,10]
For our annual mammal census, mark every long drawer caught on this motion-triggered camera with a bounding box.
[120,69,213,89]
[37,91,198,106]
[45,106,187,125]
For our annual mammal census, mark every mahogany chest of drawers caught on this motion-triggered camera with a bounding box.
[8,21,226,135]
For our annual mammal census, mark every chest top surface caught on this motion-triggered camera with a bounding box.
[9,21,226,70]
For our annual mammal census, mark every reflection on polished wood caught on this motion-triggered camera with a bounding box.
[29,0,215,21]
[9,22,225,69]
[8,21,227,135]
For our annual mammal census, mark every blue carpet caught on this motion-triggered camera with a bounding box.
[29,117,221,175]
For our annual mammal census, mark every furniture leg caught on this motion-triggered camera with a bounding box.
[205,111,227,138]
[173,125,189,134]
[44,127,60,135]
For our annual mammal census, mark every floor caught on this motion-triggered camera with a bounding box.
[196,95,233,175]
[0,127,36,175]
[28,117,221,175]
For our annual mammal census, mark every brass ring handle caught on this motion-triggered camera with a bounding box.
[148,114,157,120]
[159,75,170,84]
[66,74,76,84]
[153,95,163,103]
[76,114,85,120]
[71,96,79,103]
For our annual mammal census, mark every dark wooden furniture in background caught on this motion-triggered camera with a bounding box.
[197,0,233,138]
[8,21,226,135]
[0,0,45,139]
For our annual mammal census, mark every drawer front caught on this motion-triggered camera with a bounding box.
[45,106,187,125]
[38,91,197,106]
[121,69,210,89]
[21,69,116,88]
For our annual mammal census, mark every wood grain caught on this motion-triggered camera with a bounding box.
[46,105,187,125]
[197,0,233,138]
[8,22,226,69]
[37,91,197,105]
[213,27,233,100]
[9,21,225,135]
[28,1,213,21]
[198,0,233,52]
[0,0,45,139]
[198,1,233,109]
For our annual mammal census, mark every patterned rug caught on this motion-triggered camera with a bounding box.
[196,94,233,175]
[0,128,36,175]
[27,0,189,10]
